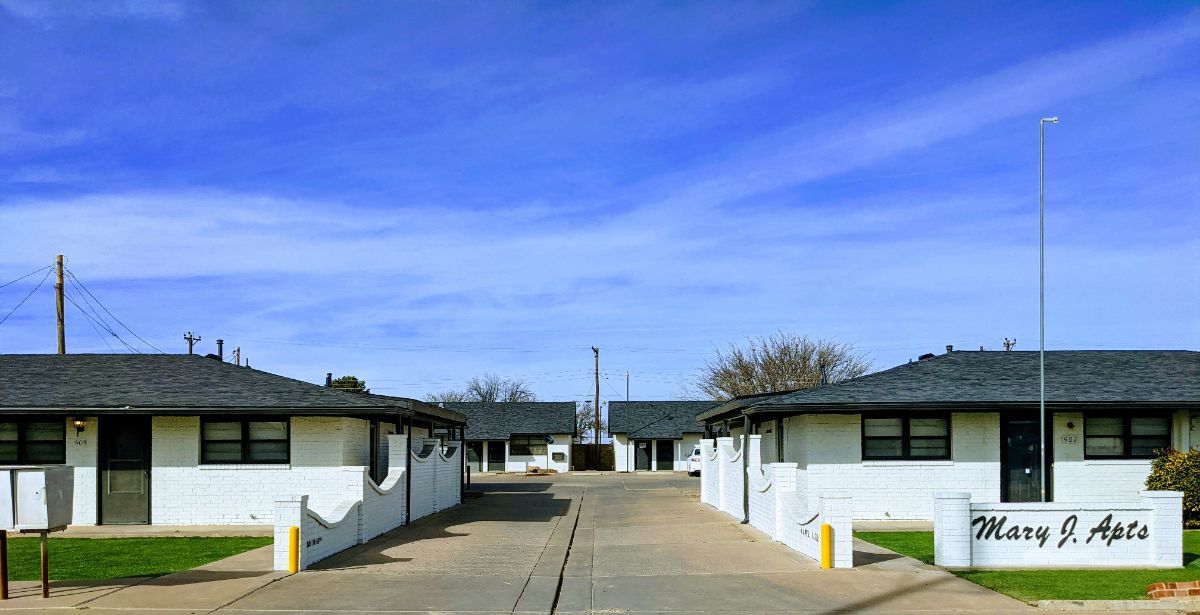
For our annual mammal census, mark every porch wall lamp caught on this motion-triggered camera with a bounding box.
[71,417,86,435]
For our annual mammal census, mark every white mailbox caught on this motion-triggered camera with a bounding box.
[0,466,74,532]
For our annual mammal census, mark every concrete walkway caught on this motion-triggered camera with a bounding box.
[1,474,1188,614]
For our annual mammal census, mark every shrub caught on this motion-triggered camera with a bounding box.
[1145,448,1200,528]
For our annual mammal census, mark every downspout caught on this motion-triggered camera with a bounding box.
[741,412,750,524]
[403,414,412,525]
[459,425,465,501]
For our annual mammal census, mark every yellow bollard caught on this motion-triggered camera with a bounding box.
[820,523,833,569]
[288,526,300,574]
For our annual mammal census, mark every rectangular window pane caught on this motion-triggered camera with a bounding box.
[863,418,902,437]
[0,442,17,463]
[0,423,17,442]
[248,421,286,441]
[1086,417,1124,437]
[25,422,64,441]
[203,441,242,462]
[910,418,948,437]
[24,442,64,464]
[1131,436,1170,457]
[248,440,288,462]
[203,422,242,441]
[1131,417,1169,436]
[1085,436,1124,457]
[864,438,903,458]
[909,438,948,458]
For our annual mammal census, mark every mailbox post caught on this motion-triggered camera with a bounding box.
[0,466,74,599]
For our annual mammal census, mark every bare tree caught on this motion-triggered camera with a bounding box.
[427,372,537,403]
[696,332,870,400]
[576,400,607,443]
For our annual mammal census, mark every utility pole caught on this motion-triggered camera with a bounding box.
[1003,337,1017,351]
[625,370,629,401]
[184,332,201,355]
[592,346,601,467]
[54,255,65,354]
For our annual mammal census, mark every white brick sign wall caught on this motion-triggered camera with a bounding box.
[934,491,1184,568]
[700,436,854,568]
[273,434,463,571]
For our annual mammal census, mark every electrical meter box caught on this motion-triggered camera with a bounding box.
[0,466,74,532]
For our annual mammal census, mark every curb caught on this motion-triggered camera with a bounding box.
[1038,598,1200,611]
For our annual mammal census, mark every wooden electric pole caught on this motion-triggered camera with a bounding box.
[54,255,65,354]
[592,346,600,466]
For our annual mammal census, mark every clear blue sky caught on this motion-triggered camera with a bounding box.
[1,1,1196,401]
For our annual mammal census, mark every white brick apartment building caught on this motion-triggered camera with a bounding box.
[443,401,576,473]
[0,354,466,526]
[609,401,713,472]
[697,350,1199,521]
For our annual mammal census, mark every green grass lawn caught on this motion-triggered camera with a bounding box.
[855,530,1200,602]
[3,537,271,581]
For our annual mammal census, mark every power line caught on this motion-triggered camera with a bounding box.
[0,268,52,328]
[64,268,165,353]
[62,291,140,353]
[66,295,117,352]
[0,265,52,292]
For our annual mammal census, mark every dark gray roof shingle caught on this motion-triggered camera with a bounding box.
[609,401,714,439]
[0,354,465,423]
[743,350,1199,413]
[443,402,577,440]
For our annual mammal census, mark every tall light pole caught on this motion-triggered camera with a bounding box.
[1039,116,1058,503]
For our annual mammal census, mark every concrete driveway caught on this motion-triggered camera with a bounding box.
[11,473,1185,614]
[229,472,1039,614]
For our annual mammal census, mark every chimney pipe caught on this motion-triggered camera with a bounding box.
[325,373,333,388]
[945,344,953,354]
[216,339,224,361]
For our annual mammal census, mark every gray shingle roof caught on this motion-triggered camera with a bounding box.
[609,401,714,439]
[0,354,465,423]
[443,402,577,440]
[736,350,1199,415]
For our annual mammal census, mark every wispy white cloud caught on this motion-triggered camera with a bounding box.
[0,0,188,23]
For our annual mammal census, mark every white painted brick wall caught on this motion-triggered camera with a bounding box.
[434,440,461,512]
[613,434,630,472]
[717,437,743,518]
[362,435,408,542]
[1052,412,1152,503]
[152,416,369,525]
[788,413,1000,520]
[934,491,1184,568]
[65,416,97,525]
[699,439,718,506]
[408,441,437,521]
[705,435,853,568]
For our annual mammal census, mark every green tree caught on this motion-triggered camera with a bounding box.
[330,375,369,393]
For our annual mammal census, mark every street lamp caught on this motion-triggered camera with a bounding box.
[1039,116,1058,503]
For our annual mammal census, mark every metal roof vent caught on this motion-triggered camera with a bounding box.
[945,344,954,354]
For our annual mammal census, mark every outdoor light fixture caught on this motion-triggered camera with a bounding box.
[71,417,86,434]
